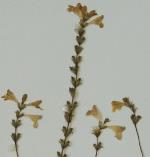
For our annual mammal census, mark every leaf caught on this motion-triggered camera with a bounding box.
[71,76,76,87]
[12,120,17,128]
[67,128,73,136]
[76,36,85,45]
[64,140,70,148]
[21,94,28,104]
[76,78,82,86]
[16,133,21,141]
[11,119,21,128]
[11,133,16,142]
[16,111,24,118]
[64,112,70,123]
[69,66,77,75]
[78,29,85,37]
[57,152,61,157]
[63,154,67,157]
[74,45,83,54]
[69,88,75,97]
[62,126,67,134]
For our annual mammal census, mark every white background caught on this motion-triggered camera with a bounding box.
[0,0,149,157]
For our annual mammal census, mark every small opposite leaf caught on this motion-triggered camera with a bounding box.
[74,45,83,54]
[69,88,75,98]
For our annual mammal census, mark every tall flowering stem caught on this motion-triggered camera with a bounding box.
[112,98,144,157]
[57,3,104,157]
[1,90,43,157]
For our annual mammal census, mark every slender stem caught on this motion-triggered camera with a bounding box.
[14,127,19,157]
[134,124,144,157]
[59,20,86,157]
[95,137,99,157]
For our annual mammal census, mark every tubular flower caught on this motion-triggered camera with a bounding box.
[108,125,126,140]
[27,100,43,110]
[1,89,19,103]
[111,101,125,112]
[88,15,104,28]
[86,105,103,121]
[25,114,42,128]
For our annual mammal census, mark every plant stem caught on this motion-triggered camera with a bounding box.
[134,124,144,157]
[95,136,99,157]
[59,20,86,157]
[15,127,19,157]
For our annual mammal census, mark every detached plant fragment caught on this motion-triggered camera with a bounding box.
[1,89,43,157]
[111,98,144,157]
[86,105,125,157]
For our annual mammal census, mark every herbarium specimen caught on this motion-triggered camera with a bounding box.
[111,97,144,157]
[57,3,104,157]
[1,89,43,157]
[86,105,125,157]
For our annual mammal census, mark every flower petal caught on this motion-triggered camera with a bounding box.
[108,125,125,140]
[25,114,42,128]
[88,15,104,28]
[27,100,43,110]
[86,105,103,121]
[111,101,125,112]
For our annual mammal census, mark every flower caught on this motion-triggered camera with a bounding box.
[108,125,126,140]
[27,100,43,110]
[24,114,42,128]
[68,3,99,20]
[111,101,125,112]
[68,3,88,19]
[1,89,19,103]
[86,105,103,121]
[88,15,104,28]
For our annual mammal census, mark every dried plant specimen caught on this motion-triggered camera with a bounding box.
[86,105,125,157]
[111,97,144,157]
[1,89,43,157]
[57,3,104,157]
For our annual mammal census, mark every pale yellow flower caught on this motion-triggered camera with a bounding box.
[88,15,104,28]
[86,105,103,121]
[68,3,88,19]
[27,100,43,110]
[111,101,125,112]
[1,89,19,103]
[108,125,125,140]
[25,114,42,128]
[68,3,98,20]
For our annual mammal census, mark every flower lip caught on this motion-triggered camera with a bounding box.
[24,114,42,128]
[108,125,126,140]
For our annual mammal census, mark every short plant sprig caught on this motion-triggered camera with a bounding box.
[57,3,104,157]
[111,97,144,157]
[86,105,125,157]
[1,89,43,157]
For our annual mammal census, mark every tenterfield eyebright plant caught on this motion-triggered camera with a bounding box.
[1,89,43,157]
[0,2,145,157]
[111,97,144,157]
[86,105,125,157]
[57,3,104,157]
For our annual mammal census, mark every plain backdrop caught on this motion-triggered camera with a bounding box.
[0,0,150,157]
